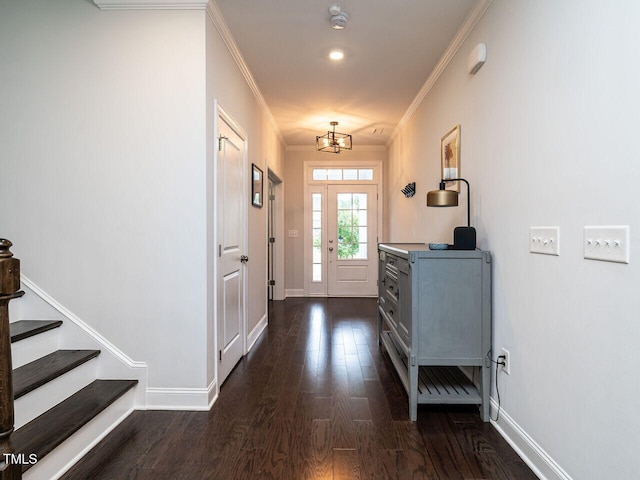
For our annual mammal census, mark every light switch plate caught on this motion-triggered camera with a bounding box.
[288,229,299,238]
[584,226,629,263]
[530,227,560,255]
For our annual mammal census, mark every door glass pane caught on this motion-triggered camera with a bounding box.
[336,192,368,260]
[352,243,367,259]
[327,169,343,181]
[313,264,322,282]
[313,169,327,181]
[312,193,322,282]
[337,194,351,209]
[353,193,367,209]
[311,168,375,183]
[358,169,373,180]
[357,210,367,226]
[343,169,358,180]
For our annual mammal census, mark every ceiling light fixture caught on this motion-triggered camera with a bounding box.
[316,121,352,154]
[328,5,349,29]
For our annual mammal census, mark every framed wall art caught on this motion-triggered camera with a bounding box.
[441,124,461,192]
[251,163,263,208]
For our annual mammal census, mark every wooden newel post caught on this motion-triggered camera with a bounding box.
[0,239,23,480]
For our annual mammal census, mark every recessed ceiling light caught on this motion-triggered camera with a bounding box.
[329,50,344,61]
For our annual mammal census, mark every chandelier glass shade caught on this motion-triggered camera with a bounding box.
[316,121,352,154]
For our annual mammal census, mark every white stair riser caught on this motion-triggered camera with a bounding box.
[22,388,136,480]
[8,300,21,322]
[12,329,60,368]
[14,360,98,430]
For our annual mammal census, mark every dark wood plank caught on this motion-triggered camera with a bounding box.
[13,349,100,399]
[10,319,63,343]
[14,379,137,472]
[61,298,536,480]
[334,448,360,479]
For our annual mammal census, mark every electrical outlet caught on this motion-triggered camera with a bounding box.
[500,348,510,375]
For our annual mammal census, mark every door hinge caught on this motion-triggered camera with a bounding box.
[218,135,228,151]
[218,245,222,257]
[269,237,275,243]
[269,280,276,286]
[269,195,276,201]
[219,350,222,362]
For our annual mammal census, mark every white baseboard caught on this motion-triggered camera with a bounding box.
[285,289,305,297]
[247,313,267,352]
[146,379,217,411]
[490,398,572,480]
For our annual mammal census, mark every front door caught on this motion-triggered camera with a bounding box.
[217,113,246,385]
[327,184,378,296]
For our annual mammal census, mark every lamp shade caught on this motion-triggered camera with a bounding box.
[426,187,459,207]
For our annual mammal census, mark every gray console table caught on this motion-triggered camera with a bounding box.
[377,243,492,421]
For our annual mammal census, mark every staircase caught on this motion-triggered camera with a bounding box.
[1,241,139,480]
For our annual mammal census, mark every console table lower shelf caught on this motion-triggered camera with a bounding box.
[380,330,482,413]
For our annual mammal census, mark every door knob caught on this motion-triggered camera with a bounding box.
[240,255,249,263]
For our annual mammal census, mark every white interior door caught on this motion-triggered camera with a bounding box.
[217,114,246,385]
[327,184,378,296]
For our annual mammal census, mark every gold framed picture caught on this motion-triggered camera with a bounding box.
[441,124,460,192]
[251,163,263,208]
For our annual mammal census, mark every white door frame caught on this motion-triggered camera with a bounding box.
[267,168,285,301]
[213,102,248,390]
[303,159,383,296]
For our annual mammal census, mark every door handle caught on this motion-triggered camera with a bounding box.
[240,255,249,263]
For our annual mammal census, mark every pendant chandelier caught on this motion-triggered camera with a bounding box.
[316,121,352,154]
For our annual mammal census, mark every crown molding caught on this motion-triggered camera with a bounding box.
[388,0,494,145]
[93,0,208,9]
[206,1,284,145]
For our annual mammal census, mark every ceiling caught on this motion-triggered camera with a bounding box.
[215,0,478,148]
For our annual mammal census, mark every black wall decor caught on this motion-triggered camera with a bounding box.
[401,182,416,198]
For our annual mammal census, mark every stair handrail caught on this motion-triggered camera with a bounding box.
[0,239,24,480]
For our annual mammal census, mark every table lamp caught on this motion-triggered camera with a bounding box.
[426,178,476,250]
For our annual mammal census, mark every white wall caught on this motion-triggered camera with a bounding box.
[0,0,284,407]
[387,1,640,478]
[0,1,208,392]
[205,7,285,389]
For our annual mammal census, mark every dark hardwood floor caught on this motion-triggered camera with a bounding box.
[62,298,537,479]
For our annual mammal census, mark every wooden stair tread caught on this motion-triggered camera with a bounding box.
[13,379,137,472]
[13,350,100,399]
[10,320,63,343]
